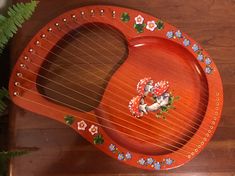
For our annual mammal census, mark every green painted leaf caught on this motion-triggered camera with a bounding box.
[64,115,75,125]
[134,23,145,33]
[120,12,130,23]
[156,20,164,30]
[93,134,104,145]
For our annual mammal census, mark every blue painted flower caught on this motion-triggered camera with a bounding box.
[192,44,199,52]
[125,152,132,160]
[146,158,154,165]
[138,158,145,165]
[109,144,116,152]
[183,39,190,46]
[118,153,125,160]
[197,54,204,62]
[205,66,213,74]
[166,31,174,39]
[175,30,182,38]
[205,58,212,65]
[165,158,174,165]
[154,162,161,170]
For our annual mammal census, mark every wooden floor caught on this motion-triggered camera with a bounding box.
[9,0,235,175]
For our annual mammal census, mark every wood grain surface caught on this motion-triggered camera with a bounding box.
[9,0,235,175]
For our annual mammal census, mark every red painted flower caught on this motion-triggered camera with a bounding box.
[153,80,169,96]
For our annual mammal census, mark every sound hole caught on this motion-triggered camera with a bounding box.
[37,23,128,112]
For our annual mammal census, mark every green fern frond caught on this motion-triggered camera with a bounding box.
[0,87,9,113]
[0,150,29,159]
[0,0,38,53]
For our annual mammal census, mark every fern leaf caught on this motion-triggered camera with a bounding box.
[0,0,38,54]
[0,150,29,159]
[0,87,9,113]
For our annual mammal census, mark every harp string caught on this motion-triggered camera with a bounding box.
[23,65,203,144]
[29,52,208,140]
[63,19,216,124]
[53,24,210,103]
[16,95,189,158]
[73,15,211,101]
[39,34,211,122]
[16,83,192,157]
[37,27,213,131]
[19,75,196,149]
[52,22,212,115]
[16,14,213,152]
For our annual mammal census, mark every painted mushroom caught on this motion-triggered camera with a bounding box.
[128,95,147,118]
[136,77,153,96]
[152,80,169,96]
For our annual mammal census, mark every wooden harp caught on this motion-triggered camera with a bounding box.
[9,5,223,170]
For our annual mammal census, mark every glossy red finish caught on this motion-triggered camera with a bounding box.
[9,5,223,170]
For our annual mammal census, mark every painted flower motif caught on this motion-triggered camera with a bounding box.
[64,115,74,125]
[121,12,130,23]
[156,20,164,30]
[135,15,144,24]
[118,153,125,160]
[125,152,132,160]
[138,158,146,165]
[166,31,174,39]
[175,30,182,38]
[183,39,190,46]
[89,125,98,135]
[77,120,87,130]
[109,144,116,152]
[192,44,199,52]
[154,162,161,170]
[197,54,204,61]
[205,66,213,74]
[165,158,174,165]
[205,58,212,65]
[146,20,157,31]
[146,158,154,165]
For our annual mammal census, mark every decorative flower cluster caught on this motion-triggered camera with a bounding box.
[109,144,132,161]
[129,77,178,119]
[166,30,213,74]
[137,157,174,170]
[120,13,164,33]
[77,120,104,145]
[134,15,164,33]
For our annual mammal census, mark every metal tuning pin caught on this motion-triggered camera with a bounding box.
[13,92,20,96]
[62,18,67,23]
[35,40,40,46]
[14,82,20,86]
[48,28,53,32]
[90,9,95,17]
[80,11,85,18]
[71,14,77,21]
[55,22,61,30]
[23,56,30,62]
[20,63,27,69]
[41,34,46,39]
[112,10,116,18]
[29,48,34,53]
[100,9,104,16]
[16,72,22,77]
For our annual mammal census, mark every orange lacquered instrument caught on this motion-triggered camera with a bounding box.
[9,5,223,170]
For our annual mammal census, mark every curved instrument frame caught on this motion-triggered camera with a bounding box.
[9,5,223,170]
